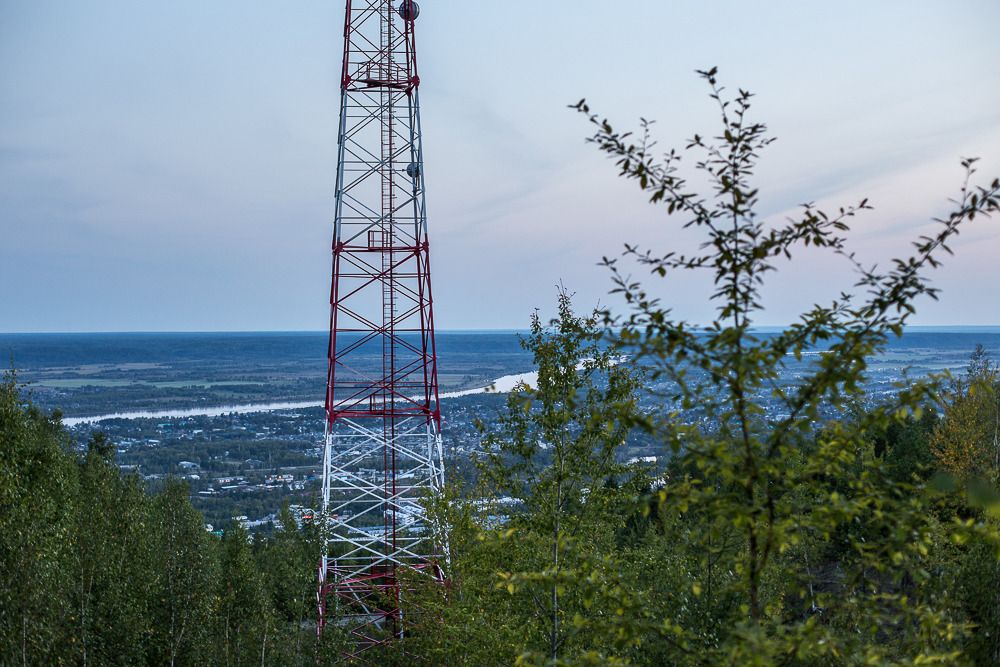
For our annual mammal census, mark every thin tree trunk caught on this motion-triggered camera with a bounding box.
[993,394,998,475]
[551,453,563,663]
[747,522,760,622]
[551,521,559,663]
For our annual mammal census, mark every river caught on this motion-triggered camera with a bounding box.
[61,369,539,427]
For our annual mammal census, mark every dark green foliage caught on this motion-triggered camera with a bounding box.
[954,538,1000,664]
[0,371,78,665]
[148,479,217,665]
[69,432,153,665]
[215,525,276,666]
[0,371,326,666]
[255,504,320,662]
[872,408,938,482]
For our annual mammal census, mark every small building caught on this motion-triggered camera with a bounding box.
[217,476,246,485]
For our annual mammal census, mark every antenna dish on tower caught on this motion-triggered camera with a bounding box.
[397,0,419,21]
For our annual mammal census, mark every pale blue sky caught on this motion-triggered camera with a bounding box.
[2,0,998,332]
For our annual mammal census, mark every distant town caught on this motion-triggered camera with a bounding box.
[7,329,998,531]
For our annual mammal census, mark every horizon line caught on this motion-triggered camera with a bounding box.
[3,325,1000,336]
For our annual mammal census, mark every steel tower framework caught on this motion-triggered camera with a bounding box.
[317,0,445,656]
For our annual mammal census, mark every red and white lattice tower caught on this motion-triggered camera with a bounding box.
[317,0,446,655]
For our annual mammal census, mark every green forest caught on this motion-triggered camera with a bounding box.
[3,71,1000,665]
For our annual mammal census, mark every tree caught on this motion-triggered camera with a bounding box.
[476,292,644,665]
[255,504,321,665]
[68,432,153,666]
[0,371,78,665]
[567,67,1000,662]
[403,293,646,666]
[932,344,1000,481]
[872,405,938,483]
[148,478,217,666]
[401,482,535,666]
[215,524,277,667]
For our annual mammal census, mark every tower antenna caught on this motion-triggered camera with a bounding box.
[317,0,446,657]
